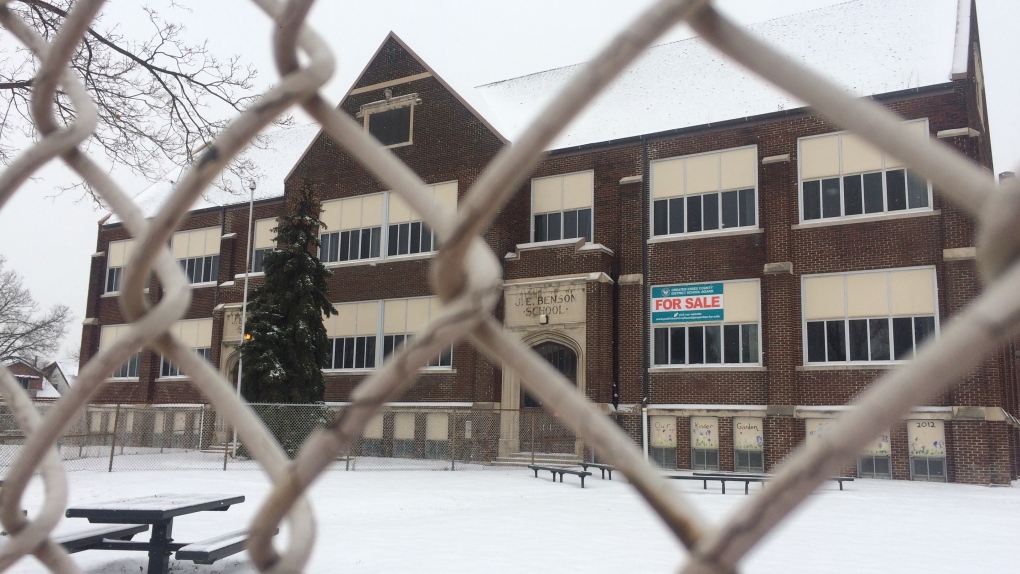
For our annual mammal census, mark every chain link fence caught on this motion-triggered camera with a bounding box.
[0,403,644,473]
[0,0,1017,572]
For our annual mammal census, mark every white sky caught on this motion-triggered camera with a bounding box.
[0,0,1016,362]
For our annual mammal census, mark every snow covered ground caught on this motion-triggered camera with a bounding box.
[6,468,1018,573]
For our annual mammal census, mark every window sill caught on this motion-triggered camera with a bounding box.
[323,367,455,374]
[647,227,763,244]
[649,366,765,373]
[188,281,217,289]
[234,272,265,279]
[101,288,149,298]
[107,377,139,382]
[791,209,940,230]
[383,251,436,263]
[155,376,191,382]
[796,364,900,371]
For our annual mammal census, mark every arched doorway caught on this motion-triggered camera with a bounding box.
[523,342,578,407]
[521,342,578,453]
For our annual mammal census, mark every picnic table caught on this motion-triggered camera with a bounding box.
[64,493,245,574]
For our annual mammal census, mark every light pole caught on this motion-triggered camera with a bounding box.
[231,179,256,458]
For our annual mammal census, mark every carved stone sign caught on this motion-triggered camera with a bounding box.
[504,281,586,327]
[222,308,245,341]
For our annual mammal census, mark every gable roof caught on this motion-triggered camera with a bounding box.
[284,32,509,185]
[475,0,967,150]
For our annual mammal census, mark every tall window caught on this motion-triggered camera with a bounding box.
[100,324,141,379]
[319,183,456,265]
[157,319,214,378]
[251,218,277,274]
[734,418,764,473]
[324,297,452,371]
[532,171,593,243]
[691,417,719,470]
[171,227,222,285]
[358,93,418,148]
[160,348,213,378]
[651,280,761,367]
[799,119,931,222]
[105,239,136,293]
[802,268,938,364]
[651,146,757,237]
[385,183,456,257]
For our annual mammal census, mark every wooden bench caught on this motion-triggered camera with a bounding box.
[666,474,767,495]
[175,528,276,565]
[528,465,592,488]
[54,524,149,553]
[579,462,614,480]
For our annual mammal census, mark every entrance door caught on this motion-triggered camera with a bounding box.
[521,342,577,453]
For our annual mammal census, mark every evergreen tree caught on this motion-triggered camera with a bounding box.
[238,181,336,403]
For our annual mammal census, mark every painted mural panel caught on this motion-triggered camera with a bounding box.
[650,416,676,448]
[908,420,945,457]
[734,417,763,452]
[690,416,718,449]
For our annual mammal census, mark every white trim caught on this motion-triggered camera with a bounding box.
[647,227,763,244]
[761,154,790,164]
[649,366,766,373]
[936,127,981,139]
[951,0,972,79]
[649,404,767,411]
[349,72,433,96]
[791,209,940,230]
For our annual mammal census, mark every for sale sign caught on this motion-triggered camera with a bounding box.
[651,282,724,324]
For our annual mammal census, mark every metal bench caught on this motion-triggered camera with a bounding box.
[579,462,614,480]
[175,529,252,565]
[667,474,768,495]
[54,524,149,553]
[527,465,592,488]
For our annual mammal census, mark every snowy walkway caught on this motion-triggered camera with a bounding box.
[7,468,1017,573]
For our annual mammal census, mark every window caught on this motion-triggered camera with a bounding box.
[651,146,757,237]
[908,420,946,482]
[532,171,593,243]
[358,92,418,148]
[112,353,141,379]
[157,320,214,378]
[691,417,719,471]
[799,120,931,222]
[160,348,212,378]
[651,280,760,367]
[14,376,32,390]
[326,336,377,370]
[383,333,452,367]
[393,412,416,457]
[649,416,677,469]
[324,297,452,371]
[105,239,135,293]
[178,255,220,284]
[250,218,277,274]
[319,183,456,264]
[171,227,222,285]
[858,430,892,479]
[425,413,449,459]
[100,325,141,379]
[734,417,764,473]
[802,268,937,364]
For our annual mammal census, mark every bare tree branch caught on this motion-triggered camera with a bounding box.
[0,0,288,202]
[0,255,71,364]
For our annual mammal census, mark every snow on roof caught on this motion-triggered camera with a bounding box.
[36,378,61,398]
[56,361,78,379]
[475,0,963,150]
[106,123,322,224]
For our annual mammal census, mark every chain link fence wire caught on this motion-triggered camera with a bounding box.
[0,0,1017,572]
